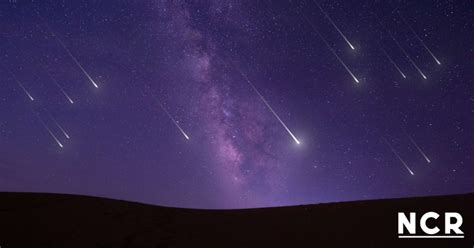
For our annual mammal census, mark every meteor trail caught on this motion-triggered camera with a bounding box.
[382,137,414,176]
[16,80,35,101]
[406,133,431,163]
[395,12,441,65]
[33,112,63,148]
[45,70,74,104]
[234,66,301,145]
[381,47,407,79]
[147,91,190,140]
[36,15,99,88]
[1,63,35,101]
[389,31,427,80]
[50,116,70,139]
[312,0,355,50]
[302,14,359,83]
[39,105,70,139]
[374,14,427,80]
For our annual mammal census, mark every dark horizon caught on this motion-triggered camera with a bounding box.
[0,0,472,209]
[1,192,473,247]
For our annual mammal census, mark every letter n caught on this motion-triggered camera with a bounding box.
[398,212,416,234]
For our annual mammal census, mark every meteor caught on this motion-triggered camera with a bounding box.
[33,112,63,148]
[302,14,359,83]
[45,70,74,104]
[395,12,441,65]
[1,63,35,101]
[375,14,427,80]
[393,36,427,80]
[235,66,301,145]
[17,81,35,101]
[36,15,99,88]
[50,116,70,139]
[147,91,190,140]
[39,105,70,139]
[382,137,414,176]
[312,0,355,50]
[406,133,431,163]
[381,47,407,79]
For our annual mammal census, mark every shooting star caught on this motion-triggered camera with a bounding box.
[36,14,99,88]
[395,12,441,65]
[1,63,35,101]
[235,66,301,145]
[406,133,431,163]
[45,70,74,104]
[38,105,70,139]
[147,91,189,140]
[374,14,427,80]
[312,0,355,50]
[33,112,63,148]
[382,137,414,176]
[302,14,359,83]
[15,79,35,101]
[50,116,70,139]
[381,47,406,79]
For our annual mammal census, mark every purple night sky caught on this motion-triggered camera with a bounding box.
[0,0,472,209]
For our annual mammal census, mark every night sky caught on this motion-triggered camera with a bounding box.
[0,0,472,209]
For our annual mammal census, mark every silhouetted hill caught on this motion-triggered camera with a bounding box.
[0,192,472,247]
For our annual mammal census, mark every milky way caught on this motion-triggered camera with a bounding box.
[155,2,293,206]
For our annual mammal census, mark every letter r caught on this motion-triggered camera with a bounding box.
[445,212,463,234]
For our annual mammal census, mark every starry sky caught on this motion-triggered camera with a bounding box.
[0,0,472,209]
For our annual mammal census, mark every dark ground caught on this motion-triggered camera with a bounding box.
[0,192,472,247]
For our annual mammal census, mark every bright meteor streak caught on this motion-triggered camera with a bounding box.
[375,15,427,80]
[406,133,431,164]
[36,15,99,88]
[34,113,63,148]
[148,91,190,140]
[395,12,441,65]
[312,0,355,50]
[39,105,70,140]
[396,41,428,80]
[18,82,35,101]
[381,47,407,79]
[53,31,98,88]
[302,14,359,83]
[51,117,70,139]
[1,63,35,101]
[382,137,414,176]
[235,66,301,145]
[45,70,74,104]
[159,103,190,140]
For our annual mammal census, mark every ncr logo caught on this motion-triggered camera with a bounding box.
[398,212,464,238]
